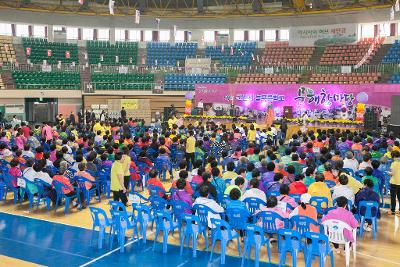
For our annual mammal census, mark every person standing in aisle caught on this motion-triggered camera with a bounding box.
[120,107,127,121]
[185,130,196,171]
[110,152,128,206]
[389,151,400,215]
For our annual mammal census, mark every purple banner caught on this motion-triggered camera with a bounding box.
[195,83,400,114]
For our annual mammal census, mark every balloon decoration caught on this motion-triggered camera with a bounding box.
[356,92,369,104]
[356,103,365,121]
[185,99,192,115]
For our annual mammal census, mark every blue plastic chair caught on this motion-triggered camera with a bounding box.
[34,179,52,210]
[147,184,166,197]
[310,196,329,216]
[267,190,281,197]
[358,200,379,240]
[75,176,101,205]
[149,195,168,212]
[180,214,207,257]
[303,232,334,267]
[132,203,153,244]
[209,218,241,265]
[325,180,336,189]
[98,170,110,198]
[53,180,81,214]
[278,229,304,267]
[154,158,170,181]
[289,215,321,235]
[289,194,301,203]
[333,198,353,211]
[226,207,250,232]
[169,200,192,228]
[243,197,267,222]
[256,210,288,235]
[153,210,180,253]
[20,178,51,210]
[241,224,271,267]
[109,200,134,218]
[89,207,113,249]
[109,209,137,252]
[3,173,19,204]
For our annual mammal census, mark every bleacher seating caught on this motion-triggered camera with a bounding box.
[12,70,81,89]
[235,73,300,84]
[91,72,154,90]
[382,39,400,64]
[22,38,79,64]
[261,42,314,66]
[0,36,16,64]
[146,42,197,66]
[205,42,256,66]
[319,38,383,66]
[388,73,400,83]
[86,41,138,65]
[164,73,226,90]
[310,72,380,84]
[0,75,4,89]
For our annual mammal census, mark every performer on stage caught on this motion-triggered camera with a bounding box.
[265,103,275,127]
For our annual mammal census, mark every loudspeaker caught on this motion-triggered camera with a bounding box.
[364,109,378,130]
[252,0,262,12]
[163,107,175,122]
[283,106,293,119]
[197,0,204,14]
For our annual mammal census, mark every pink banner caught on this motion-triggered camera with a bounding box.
[195,83,400,114]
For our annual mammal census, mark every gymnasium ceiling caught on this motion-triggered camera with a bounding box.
[0,0,395,18]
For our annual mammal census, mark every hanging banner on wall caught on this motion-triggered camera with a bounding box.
[289,23,358,46]
[121,99,139,110]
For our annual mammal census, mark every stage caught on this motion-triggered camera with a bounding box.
[182,116,362,140]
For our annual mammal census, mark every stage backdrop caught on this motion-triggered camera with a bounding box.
[195,83,400,115]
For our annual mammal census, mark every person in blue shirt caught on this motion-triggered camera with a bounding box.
[355,178,380,231]
[265,173,283,195]
[227,188,250,213]
[211,167,226,202]
[371,160,386,193]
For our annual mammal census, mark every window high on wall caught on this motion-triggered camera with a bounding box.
[115,29,126,41]
[144,30,152,41]
[379,23,390,37]
[33,25,46,38]
[97,28,109,40]
[159,30,170,42]
[16,24,29,37]
[82,28,94,40]
[361,24,374,38]
[0,23,12,36]
[129,30,140,41]
[248,30,259,41]
[203,30,215,42]
[265,29,276,42]
[279,29,289,41]
[234,30,245,42]
[175,30,185,42]
[66,27,78,39]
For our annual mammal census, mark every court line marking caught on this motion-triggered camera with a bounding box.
[357,252,400,265]
[0,236,93,260]
[176,260,189,267]
[79,238,142,267]
[0,210,93,230]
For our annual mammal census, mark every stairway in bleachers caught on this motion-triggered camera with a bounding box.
[1,71,15,89]
[78,47,90,92]
[371,44,391,65]
[308,47,325,66]
[13,44,27,64]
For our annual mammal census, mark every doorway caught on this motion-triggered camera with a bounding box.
[25,98,58,123]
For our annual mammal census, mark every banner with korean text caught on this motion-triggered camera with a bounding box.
[289,24,358,46]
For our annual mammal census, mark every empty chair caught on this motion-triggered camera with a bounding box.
[277,229,304,267]
[89,207,113,249]
[109,209,137,252]
[241,224,271,267]
[153,210,180,253]
[358,200,379,240]
[303,232,334,267]
[209,218,241,265]
[180,214,207,257]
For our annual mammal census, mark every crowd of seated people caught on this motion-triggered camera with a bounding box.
[1,114,400,260]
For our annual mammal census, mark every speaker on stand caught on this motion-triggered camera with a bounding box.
[363,107,378,131]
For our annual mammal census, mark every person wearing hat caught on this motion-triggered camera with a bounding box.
[289,193,319,232]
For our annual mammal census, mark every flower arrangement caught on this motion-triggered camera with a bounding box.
[286,118,363,125]
[183,114,248,120]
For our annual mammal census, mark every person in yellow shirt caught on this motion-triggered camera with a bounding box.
[247,124,256,143]
[222,162,238,180]
[122,146,132,192]
[389,150,400,215]
[110,152,128,206]
[308,173,333,207]
[340,172,363,195]
[185,130,196,170]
